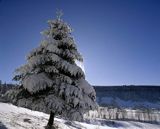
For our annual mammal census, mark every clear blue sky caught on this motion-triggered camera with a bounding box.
[0,0,160,85]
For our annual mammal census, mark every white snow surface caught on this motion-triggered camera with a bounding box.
[0,102,160,129]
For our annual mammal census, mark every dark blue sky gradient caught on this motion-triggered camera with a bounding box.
[0,0,160,85]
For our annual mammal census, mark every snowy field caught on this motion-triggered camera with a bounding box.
[0,102,160,129]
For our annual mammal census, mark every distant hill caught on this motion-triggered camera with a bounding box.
[94,86,160,109]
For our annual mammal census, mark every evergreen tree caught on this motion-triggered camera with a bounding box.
[6,11,97,128]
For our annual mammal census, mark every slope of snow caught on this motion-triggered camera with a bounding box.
[0,102,160,129]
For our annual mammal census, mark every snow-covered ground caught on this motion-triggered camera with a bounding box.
[0,102,160,129]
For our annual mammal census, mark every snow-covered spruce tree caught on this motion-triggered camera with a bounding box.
[6,12,97,128]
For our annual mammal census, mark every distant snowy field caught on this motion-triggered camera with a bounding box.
[0,102,160,129]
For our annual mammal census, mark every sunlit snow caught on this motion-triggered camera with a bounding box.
[0,102,159,129]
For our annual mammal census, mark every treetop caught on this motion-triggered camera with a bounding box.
[56,9,63,20]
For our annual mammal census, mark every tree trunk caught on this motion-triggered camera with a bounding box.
[47,111,55,129]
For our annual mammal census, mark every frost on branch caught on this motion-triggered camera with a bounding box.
[22,73,53,94]
[6,16,98,122]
